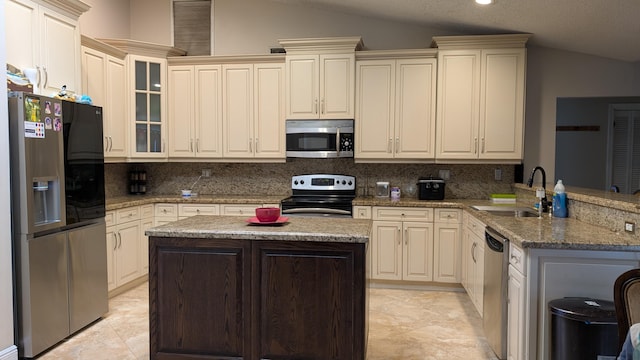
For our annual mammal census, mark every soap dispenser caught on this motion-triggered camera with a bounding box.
[553,180,568,218]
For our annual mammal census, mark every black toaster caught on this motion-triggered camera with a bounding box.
[417,177,445,200]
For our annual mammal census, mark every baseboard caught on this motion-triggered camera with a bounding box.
[108,275,148,298]
[0,345,18,360]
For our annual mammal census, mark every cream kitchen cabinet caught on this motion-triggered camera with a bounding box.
[6,0,88,95]
[355,54,437,161]
[433,35,529,163]
[105,207,142,292]
[154,203,178,225]
[81,37,128,160]
[139,204,154,275]
[507,243,526,360]
[129,55,167,159]
[371,207,434,282]
[462,211,486,315]
[222,63,285,159]
[285,54,355,119]
[352,206,372,219]
[178,204,219,219]
[433,209,461,283]
[168,64,223,159]
[220,204,261,216]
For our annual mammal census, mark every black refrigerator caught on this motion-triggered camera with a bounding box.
[9,92,108,358]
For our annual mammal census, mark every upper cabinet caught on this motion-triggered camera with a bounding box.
[98,39,186,161]
[167,55,286,162]
[355,51,437,161]
[222,62,285,159]
[6,0,89,95]
[81,36,128,161]
[433,34,530,163]
[280,37,363,120]
[167,64,223,159]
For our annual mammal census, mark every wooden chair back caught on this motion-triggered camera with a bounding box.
[614,268,640,352]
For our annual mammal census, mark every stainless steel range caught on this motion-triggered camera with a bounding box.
[281,174,356,217]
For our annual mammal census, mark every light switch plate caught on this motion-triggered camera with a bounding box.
[438,169,450,180]
[625,221,635,233]
[494,168,502,181]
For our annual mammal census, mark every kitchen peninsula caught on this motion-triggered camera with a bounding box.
[145,215,371,360]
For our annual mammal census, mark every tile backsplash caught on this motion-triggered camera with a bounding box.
[105,160,515,200]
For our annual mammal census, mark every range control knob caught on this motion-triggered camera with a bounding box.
[294,180,298,185]
[300,180,305,185]
[348,181,353,186]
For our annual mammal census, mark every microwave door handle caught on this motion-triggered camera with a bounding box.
[336,128,340,156]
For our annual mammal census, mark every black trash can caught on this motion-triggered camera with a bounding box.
[549,297,619,360]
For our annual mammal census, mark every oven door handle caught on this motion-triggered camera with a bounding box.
[282,208,352,216]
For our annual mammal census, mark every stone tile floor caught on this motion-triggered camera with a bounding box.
[38,282,498,360]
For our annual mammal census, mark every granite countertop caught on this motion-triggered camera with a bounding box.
[145,215,371,243]
[106,194,285,211]
[111,194,640,251]
[465,205,640,252]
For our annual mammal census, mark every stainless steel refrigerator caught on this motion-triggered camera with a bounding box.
[8,92,108,358]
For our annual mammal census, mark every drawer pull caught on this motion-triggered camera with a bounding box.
[510,254,521,264]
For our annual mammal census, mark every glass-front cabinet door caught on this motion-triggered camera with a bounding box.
[130,55,167,159]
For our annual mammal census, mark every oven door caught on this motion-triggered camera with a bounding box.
[285,120,353,158]
[281,196,353,218]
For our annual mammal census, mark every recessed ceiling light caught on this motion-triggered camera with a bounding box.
[475,0,494,4]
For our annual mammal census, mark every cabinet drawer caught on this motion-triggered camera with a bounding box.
[509,243,525,274]
[435,209,461,223]
[373,207,433,222]
[353,206,372,219]
[140,204,154,218]
[105,211,116,227]
[116,207,140,224]
[465,211,486,238]
[155,204,178,217]
[179,204,219,217]
[220,204,260,216]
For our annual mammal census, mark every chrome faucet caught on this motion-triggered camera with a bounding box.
[526,166,549,212]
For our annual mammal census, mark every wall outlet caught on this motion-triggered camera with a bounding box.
[438,169,451,180]
[625,221,635,233]
[494,168,502,181]
[202,169,211,177]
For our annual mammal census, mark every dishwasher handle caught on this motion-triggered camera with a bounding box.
[485,226,507,252]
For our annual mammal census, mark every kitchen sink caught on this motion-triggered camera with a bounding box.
[471,205,540,218]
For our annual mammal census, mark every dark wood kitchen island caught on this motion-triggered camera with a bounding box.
[145,215,371,360]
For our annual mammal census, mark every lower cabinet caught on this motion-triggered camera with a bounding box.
[149,237,367,359]
[507,243,526,360]
[139,204,154,274]
[372,220,434,281]
[433,209,462,283]
[462,211,485,315]
[369,206,461,285]
[154,203,178,225]
[106,207,142,292]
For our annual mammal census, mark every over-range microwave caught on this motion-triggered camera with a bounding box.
[286,119,354,158]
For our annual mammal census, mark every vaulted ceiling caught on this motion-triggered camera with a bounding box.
[271,0,640,62]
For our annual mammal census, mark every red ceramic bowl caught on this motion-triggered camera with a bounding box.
[255,207,280,222]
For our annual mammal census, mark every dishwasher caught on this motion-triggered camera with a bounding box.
[483,226,509,360]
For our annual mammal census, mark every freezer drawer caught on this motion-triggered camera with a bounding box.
[18,232,69,358]
[68,221,108,333]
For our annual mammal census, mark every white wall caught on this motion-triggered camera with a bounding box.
[79,0,131,39]
[0,1,18,359]
[213,0,442,55]
[523,46,640,186]
[130,0,173,45]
